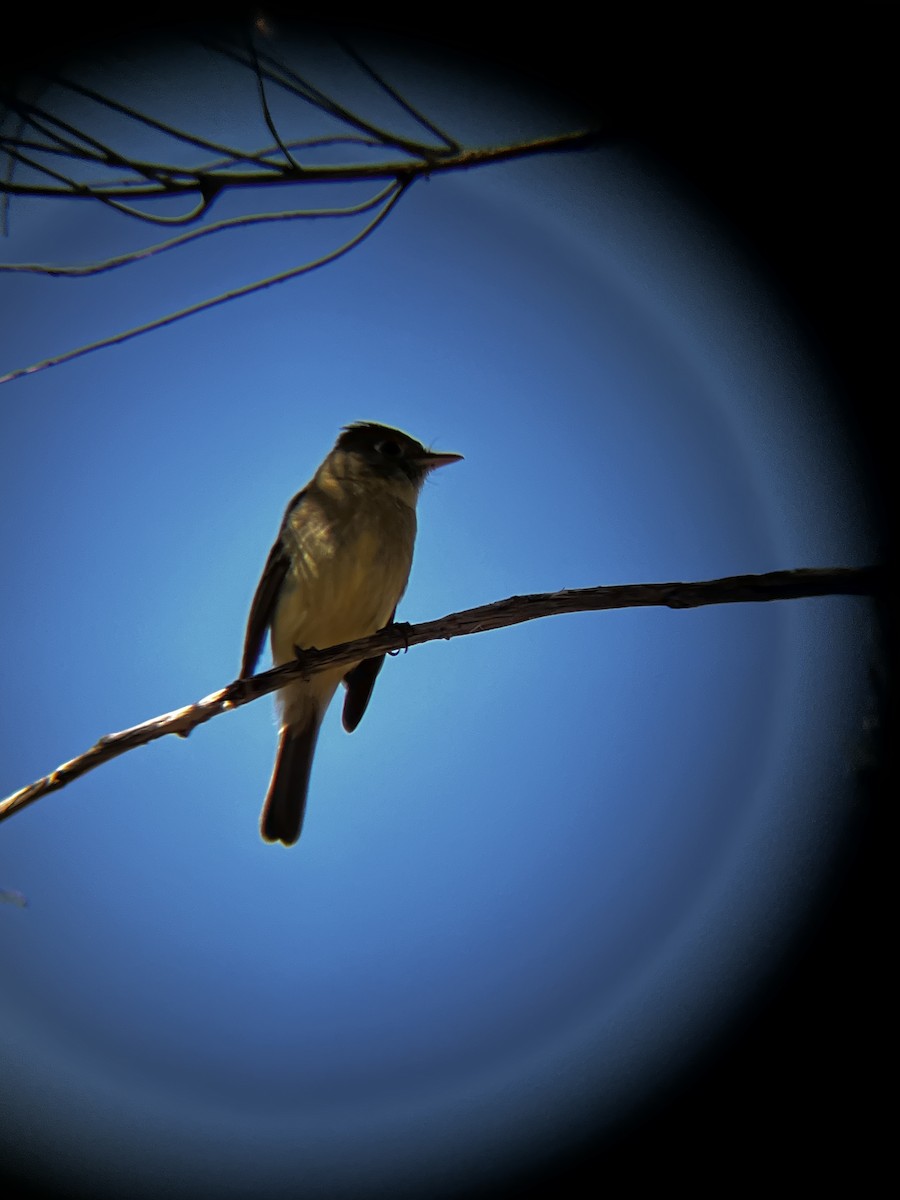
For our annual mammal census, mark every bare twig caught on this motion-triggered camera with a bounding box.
[246,31,304,172]
[330,35,460,153]
[0,182,400,276]
[0,567,881,827]
[38,72,279,166]
[1,91,151,173]
[212,38,452,160]
[0,179,409,384]
[0,132,389,197]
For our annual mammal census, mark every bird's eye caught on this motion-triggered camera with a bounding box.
[377,440,403,457]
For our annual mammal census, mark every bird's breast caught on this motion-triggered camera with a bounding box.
[270,495,416,665]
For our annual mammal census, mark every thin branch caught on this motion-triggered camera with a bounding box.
[0,180,409,385]
[0,132,387,195]
[186,133,385,175]
[211,38,449,161]
[90,189,213,226]
[246,32,303,172]
[0,567,882,827]
[330,35,460,153]
[0,139,94,196]
[0,127,603,201]
[50,127,595,194]
[0,182,399,276]
[0,95,212,222]
[0,96,214,229]
[0,109,23,235]
[0,125,110,171]
[1,91,154,174]
[1,136,196,227]
[42,72,284,168]
[1,134,112,163]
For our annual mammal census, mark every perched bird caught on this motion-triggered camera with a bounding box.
[241,422,462,846]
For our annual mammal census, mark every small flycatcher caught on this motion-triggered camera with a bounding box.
[240,421,462,845]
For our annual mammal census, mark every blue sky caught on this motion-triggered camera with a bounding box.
[0,27,880,1200]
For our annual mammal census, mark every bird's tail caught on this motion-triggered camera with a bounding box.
[260,718,321,846]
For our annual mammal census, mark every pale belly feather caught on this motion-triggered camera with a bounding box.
[270,499,416,669]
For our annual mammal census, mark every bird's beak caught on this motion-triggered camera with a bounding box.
[419,450,464,470]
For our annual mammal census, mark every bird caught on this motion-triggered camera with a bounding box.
[240,421,463,845]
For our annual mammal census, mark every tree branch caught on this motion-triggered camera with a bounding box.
[0,128,602,386]
[1,28,607,386]
[0,567,882,827]
[0,128,604,202]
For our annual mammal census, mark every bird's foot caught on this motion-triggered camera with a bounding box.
[386,620,413,655]
[292,644,316,681]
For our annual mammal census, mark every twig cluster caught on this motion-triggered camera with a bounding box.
[0,25,603,384]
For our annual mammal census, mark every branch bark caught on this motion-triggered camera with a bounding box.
[0,566,881,827]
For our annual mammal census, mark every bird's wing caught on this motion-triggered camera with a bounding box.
[239,488,305,678]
